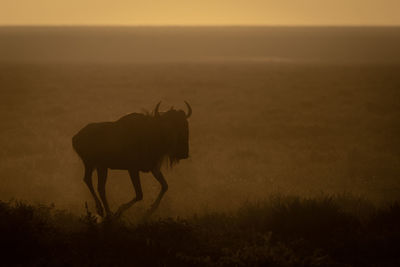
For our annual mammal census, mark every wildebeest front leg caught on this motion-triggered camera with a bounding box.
[115,169,143,217]
[83,164,104,217]
[97,167,111,217]
[146,169,168,216]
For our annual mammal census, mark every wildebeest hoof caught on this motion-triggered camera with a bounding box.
[115,204,129,218]
[96,205,104,217]
[94,214,103,223]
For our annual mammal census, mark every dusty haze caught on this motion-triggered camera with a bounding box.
[0,27,399,217]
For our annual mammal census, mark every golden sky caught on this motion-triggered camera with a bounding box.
[1,0,400,26]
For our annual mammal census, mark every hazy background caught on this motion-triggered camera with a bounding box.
[1,27,400,64]
[0,26,399,217]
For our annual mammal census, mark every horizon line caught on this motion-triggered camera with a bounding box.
[1,24,400,28]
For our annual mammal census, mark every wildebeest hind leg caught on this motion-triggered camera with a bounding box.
[83,164,104,217]
[115,169,143,217]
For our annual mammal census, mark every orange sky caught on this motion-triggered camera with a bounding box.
[1,0,400,26]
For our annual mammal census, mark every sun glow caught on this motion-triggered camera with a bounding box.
[1,0,400,26]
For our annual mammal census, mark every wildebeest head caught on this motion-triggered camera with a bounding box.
[154,101,192,166]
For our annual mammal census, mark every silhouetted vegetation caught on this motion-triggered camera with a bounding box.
[1,195,399,266]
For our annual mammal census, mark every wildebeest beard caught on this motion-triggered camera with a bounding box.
[157,109,190,168]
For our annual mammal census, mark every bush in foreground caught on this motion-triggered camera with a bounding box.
[0,195,399,266]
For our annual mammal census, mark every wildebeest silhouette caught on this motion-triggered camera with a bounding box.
[72,101,192,218]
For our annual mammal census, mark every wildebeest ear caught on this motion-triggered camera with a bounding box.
[184,101,192,119]
[154,101,161,117]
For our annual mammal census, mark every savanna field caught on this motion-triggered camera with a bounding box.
[0,27,400,265]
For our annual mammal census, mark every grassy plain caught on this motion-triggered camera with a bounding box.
[1,62,399,216]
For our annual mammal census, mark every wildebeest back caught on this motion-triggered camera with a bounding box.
[72,113,165,171]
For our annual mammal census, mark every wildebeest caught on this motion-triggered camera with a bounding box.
[72,101,192,218]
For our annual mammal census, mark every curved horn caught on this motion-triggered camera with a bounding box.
[154,101,161,117]
[184,101,192,119]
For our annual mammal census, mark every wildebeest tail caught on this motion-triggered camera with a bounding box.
[72,133,82,156]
